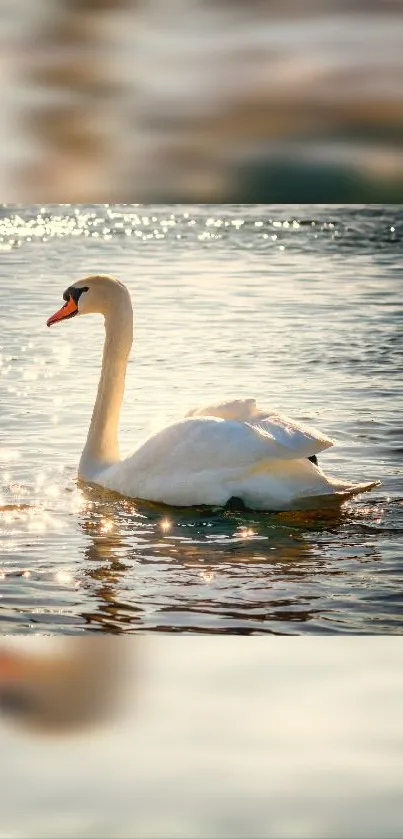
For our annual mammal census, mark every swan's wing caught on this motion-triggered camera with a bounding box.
[117,415,331,488]
[186,398,264,422]
[126,417,286,474]
[250,414,334,459]
[186,398,334,458]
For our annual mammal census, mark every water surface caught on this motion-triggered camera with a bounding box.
[0,204,402,633]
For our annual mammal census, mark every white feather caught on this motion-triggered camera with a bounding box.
[186,398,334,458]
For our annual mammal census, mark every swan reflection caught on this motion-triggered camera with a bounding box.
[74,482,366,633]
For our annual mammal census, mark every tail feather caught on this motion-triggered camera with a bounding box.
[330,479,381,498]
[290,480,380,511]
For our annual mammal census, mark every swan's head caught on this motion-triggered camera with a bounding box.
[47,275,129,327]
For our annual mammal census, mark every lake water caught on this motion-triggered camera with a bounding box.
[0,203,402,634]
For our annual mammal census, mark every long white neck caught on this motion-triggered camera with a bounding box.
[79,298,133,480]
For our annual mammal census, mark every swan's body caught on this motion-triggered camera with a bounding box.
[47,275,378,511]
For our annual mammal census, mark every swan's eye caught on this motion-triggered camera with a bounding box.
[63,286,89,305]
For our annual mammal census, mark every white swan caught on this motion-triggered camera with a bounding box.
[46,275,378,511]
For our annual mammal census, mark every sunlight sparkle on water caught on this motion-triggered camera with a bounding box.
[55,570,74,587]
[45,485,60,499]
[161,519,171,533]
[239,528,255,539]
[100,518,114,535]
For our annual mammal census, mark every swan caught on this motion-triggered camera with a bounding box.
[46,275,378,511]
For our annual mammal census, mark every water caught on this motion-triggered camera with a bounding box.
[0,203,402,634]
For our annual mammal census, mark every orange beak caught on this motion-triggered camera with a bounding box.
[47,295,78,327]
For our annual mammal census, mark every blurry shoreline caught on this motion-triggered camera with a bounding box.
[1,1,403,201]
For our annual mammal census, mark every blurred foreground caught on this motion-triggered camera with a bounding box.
[0,637,402,838]
[1,0,403,201]
[0,638,132,733]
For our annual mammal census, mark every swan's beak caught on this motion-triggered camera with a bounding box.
[47,295,78,327]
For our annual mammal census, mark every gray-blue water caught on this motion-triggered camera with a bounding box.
[0,204,402,633]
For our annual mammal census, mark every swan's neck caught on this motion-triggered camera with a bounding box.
[79,301,133,479]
